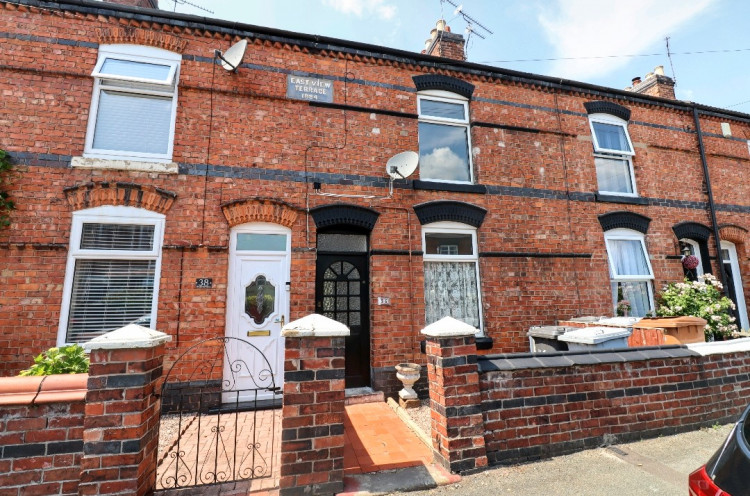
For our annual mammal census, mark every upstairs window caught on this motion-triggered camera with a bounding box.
[418,91,472,183]
[604,228,654,317]
[422,222,482,332]
[589,114,637,196]
[85,45,181,162]
[58,206,165,344]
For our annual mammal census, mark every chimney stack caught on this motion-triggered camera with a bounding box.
[626,65,676,99]
[422,19,466,61]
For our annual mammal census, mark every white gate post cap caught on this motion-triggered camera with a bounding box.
[84,325,172,351]
[421,316,478,338]
[282,313,351,337]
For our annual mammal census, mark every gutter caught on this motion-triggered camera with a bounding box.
[13,0,750,122]
[692,106,728,290]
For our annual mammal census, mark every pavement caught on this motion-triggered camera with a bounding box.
[372,423,734,496]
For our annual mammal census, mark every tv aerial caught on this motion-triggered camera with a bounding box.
[386,151,419,180]
[215,39,248,73]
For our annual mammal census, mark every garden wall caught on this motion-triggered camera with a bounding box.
[0,374,87,495]
[423,330,750,473]
[480,342,750,465]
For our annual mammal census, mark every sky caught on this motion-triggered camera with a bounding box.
[158,0,750,112]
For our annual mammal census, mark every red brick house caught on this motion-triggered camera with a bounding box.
[2,0,750,396]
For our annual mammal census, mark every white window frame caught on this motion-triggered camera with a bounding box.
[604,228,655,315]
[680,238,705,277]
[84,44,181,163]
[422,221,483,334]
[57,206,165,346]
[589,114,635,156]
[417,90,473,184]
[594,153,638,197]
[589,113,638,197]
[721,240,749,330]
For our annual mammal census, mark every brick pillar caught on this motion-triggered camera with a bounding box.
[79,325,171,496]
[423,316,488,473]
[279,314,349,496]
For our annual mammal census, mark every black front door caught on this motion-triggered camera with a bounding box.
[315,254,370,388]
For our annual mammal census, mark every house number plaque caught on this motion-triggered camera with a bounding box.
[195,278,213,288]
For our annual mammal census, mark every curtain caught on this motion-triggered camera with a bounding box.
[595,157,632,193]
[593,122,630,152]
[611,281,651,317]
[423,261,480,328]
[608,239,650,276]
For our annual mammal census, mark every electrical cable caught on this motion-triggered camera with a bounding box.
[479,46,750,65]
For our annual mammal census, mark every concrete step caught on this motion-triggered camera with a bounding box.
[344,387,384,405]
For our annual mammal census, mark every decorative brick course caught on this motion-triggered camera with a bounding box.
[63,181,177,214]
[221,198,300,228]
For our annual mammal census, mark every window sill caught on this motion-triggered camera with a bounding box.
[595,193,648,205]
[72,156,178,174]
[413,180,487,194]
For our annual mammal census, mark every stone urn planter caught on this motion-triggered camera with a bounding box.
[395,362,421,409]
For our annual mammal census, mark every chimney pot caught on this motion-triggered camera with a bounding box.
[445,25,451,32]
[436,19,447,31]
[654,65,665,76]
[632,77,642,85]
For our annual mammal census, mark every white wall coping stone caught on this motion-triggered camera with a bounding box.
[72,156,178,174]
[84,325,172,351]
[281,313,350,337]
[421,316,479,338]
[687,337,750,356]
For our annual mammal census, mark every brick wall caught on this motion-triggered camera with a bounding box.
[0,375,87,496]
[424,340,750,471]
[280,333,346,496]
[480,346,750,464]
[2,0,750,397]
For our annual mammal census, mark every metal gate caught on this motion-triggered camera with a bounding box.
[156,337,281,491]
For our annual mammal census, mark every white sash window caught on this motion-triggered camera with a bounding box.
[58,206,165,344]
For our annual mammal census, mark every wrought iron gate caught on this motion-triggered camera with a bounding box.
[156,337,281,490]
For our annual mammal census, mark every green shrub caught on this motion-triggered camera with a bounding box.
[656,274,738,340]
[19,344,90,376]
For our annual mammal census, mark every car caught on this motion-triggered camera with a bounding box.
[689,404,750,496]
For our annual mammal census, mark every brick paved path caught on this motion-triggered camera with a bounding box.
[156,409,281,494]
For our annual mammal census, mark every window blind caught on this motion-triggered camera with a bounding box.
[80,223,155,251]
[65,259,156,343]
[92,90,172,154]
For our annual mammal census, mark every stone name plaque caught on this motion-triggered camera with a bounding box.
[286,75,334,103]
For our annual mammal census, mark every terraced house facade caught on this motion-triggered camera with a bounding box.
[2,0,750,396]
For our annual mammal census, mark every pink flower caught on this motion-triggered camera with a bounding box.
[682,255,700,270]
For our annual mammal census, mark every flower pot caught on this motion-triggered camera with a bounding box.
[395,363,421,408]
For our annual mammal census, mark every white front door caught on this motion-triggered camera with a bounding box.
[721,241,748,330]
[224,225,290,403]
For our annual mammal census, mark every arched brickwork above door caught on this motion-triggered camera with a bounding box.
[64,182,177,214]
[309,204,380,231]
[96,27,188,53]
[672,221,712,241]
[719,224,748,245]
[221,198,300,228]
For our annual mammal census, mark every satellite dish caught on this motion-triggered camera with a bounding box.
[386,151,419,179]
[217,39,247,72]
